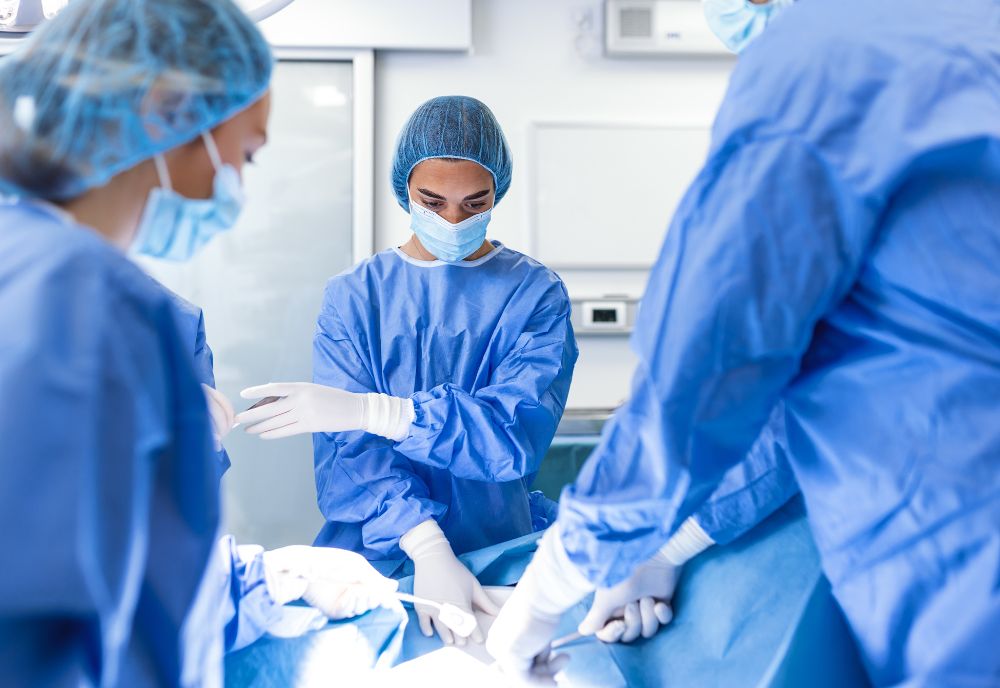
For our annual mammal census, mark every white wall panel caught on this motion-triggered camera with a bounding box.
[259,0,471,51]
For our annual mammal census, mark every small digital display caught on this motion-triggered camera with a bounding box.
[592,308,619,323]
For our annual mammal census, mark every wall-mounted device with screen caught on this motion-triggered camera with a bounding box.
[605,0,730,57]
[573,297,638,335]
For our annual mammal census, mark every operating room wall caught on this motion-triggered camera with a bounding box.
[373,0,735,410]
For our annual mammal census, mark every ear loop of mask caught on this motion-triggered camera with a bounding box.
[151,131,222,192]
[201,131,224,172]
[153,154,173,191]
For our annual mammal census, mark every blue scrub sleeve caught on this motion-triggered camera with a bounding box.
[313,309,445,557]
[165,290,231,476]
[119,306,225,686]
[559,137,873,585]
[211,537,283,653]
[692,403,798,545]
[190,307,215,386]
[192,312,232,477]
[395,296,577,482]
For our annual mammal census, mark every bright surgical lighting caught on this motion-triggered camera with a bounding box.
[235,0,296,22]
[0,0,54,31]
[40,0,67,19]
[0,0,21,28]
[2,0,286,30]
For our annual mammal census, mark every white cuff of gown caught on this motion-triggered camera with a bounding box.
[657,516,715,567]
[362,393,416,442]
[520,524,596,618]
[399,519,452,560]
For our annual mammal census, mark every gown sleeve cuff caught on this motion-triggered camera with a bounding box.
[399,519,451,560]
[658,516,715,567]
[519,524,595,618]
[363,393,416,442]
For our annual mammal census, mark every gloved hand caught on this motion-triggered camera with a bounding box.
[261,545,399,619]
[400,520,500,646]
[202,384,235,451]
[577,558,677,643]
[486,525,594,684]
[578,516,713,643]
[486,599,568,686]
[236,382,415,441]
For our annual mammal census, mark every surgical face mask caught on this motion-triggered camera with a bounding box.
[131,131,245,262]
[702,0,794,54]
[409,197,492,263]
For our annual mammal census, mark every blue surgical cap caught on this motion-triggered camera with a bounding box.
[0,0,273,201]
[391,95,513,212]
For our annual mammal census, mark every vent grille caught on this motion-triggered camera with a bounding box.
[619,7,653,38]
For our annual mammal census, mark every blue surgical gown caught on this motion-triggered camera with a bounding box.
[692,403,797,546]
[160,288,284,653]
[168,290,232,477]
[313,242,577,561]
[558,0,1000,684]
[0,200,225,686]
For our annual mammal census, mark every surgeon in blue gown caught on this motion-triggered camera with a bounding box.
[0,1,396,685]
[237,96,578,645]
[487,0,1000,685]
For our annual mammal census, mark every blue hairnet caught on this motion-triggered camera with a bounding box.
[0,0,273,201]
[391,95,513,212]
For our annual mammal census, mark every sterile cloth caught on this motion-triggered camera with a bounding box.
[225,499,868,687]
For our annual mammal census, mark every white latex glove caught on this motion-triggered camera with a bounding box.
[236,382,414,441]
[577,560,677,643]
[202,384,235,452]
[401,520,500,647]
[486,526,594,685]
[578,516,713,643]
[262,545,399,619]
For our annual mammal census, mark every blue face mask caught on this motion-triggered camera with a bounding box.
[409,197,492,263]
[131,131,245,261]
[702,0,794,53]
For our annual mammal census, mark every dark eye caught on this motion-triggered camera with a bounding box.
[423,200,443,209]
[469,202,486,210]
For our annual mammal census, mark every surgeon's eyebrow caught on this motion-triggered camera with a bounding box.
[417,188,492,201]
